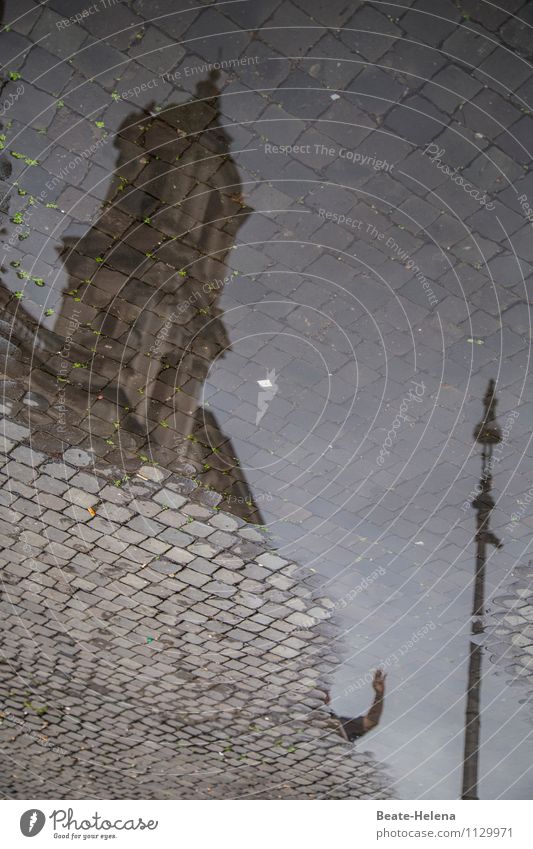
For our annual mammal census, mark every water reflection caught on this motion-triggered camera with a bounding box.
[462,381,503,800]
[1,0,532,801]
[2,74,262,521]
[0,74,394,800]
[63,74,262,520]
[330,669,386,742]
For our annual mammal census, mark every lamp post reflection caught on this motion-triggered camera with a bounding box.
[462,379,503,800]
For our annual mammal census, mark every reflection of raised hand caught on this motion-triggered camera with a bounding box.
[363,670,386,731]
[372,669,386,696]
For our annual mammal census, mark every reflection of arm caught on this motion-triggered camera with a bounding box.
[362,669,386,731]
[362,690,384,731]
[327,670,386,741]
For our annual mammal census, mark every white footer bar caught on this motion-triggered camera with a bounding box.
[2,799,530,848]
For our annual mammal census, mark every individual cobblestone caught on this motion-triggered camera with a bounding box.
[9,445,47,467]
[65,487,100,509]
[63,448,92,467]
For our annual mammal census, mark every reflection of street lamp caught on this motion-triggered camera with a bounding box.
[462,380,502,800]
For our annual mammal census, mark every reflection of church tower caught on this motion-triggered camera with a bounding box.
[53,74,262,521]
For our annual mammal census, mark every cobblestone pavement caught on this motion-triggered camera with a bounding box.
[0,0,533,799]
[0,419,394,798]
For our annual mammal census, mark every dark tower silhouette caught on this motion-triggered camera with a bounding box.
[1,73,262,520]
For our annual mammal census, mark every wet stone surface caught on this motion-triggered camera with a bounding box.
[0,0,532,800]
[0,416,394,799]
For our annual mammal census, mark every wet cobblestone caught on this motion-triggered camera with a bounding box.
[1,0,533,800]
[0,416,394,798]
